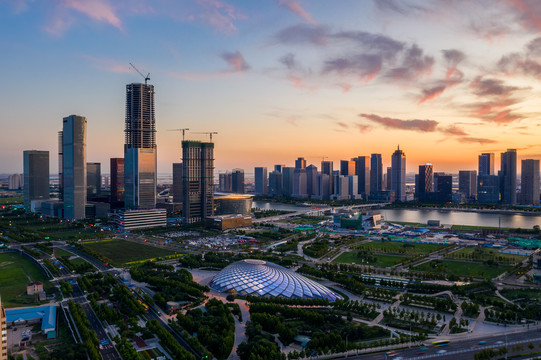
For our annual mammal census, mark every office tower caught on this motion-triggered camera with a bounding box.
[86,162,101,197]
[459,170,477,199]
[370,154,383,194]
[268,171,283,196]
[110,158,124,207]
[333,175,349,200]
[23,150,49,211]
[433,172,445,192]
[305,164,318,197]
[391,146,406,201]
[348,175,359,199]
[58,131,63,200]
[282,167,295,197]
[340,160,356,176]
[62,115,87,220]
[321,161,334,196]
[478,175,500,204]
[500,149,517,205]
[353,156,370,197]
[435,174,452,202]
[172,163,183,203]
[182,140,214,223]
[274,164,286,173]
[1,298,6,360]
[232,169,245,193]
[124,83,157,209]
[416,164,433,202]
[520,159,540,205]
[293,168,307,198]
[8,174,22,190]
[386,167,392,190]
[479,153,495,176]
[220,172,233,192]
[295,157,307,169]
[316,173,330,200]
[255,167,268,195]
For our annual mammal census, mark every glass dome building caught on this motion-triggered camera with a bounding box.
[209,259,342,301]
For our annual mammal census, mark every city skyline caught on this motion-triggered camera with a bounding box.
[3,1,541,174]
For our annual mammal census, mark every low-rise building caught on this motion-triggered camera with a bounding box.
[116,209,167,231]
[205,214,253,230]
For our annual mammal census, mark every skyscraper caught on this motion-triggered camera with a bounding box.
[370,153,383,194]
[340,160,355,176]
[254,167,268,195]
[353,156,370,197]
[110,158,124,208]
[500,149,517,205]
[1,297,6,360]
[182,140,214,223]
[391,146,406,201]
[23,150,49,211]
[172,163,183,203]
[8,174,22,190]
[268,171,283,196]
[321,161,334,197]
[231,169,245,193]
[274,164,285,173]
[124,83,157,209]
[520,159,540,205]
[386,167,392,191]
[295,157,306,169]
[416,164,433,202]
[86,162,101,197]
[479,153,495,176]
[435,174,453,203]
[282,167,295,197]
[293,168,307,198]
[478,175,500,204]
[219,172,232,192]
[305,164,318,197]
[62,115,87,220]
[58,131,63,200]
[458,170,477,199]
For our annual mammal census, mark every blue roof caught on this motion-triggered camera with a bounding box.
[5,305,57,332]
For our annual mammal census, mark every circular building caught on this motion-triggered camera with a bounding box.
[214,194,253,216]
[209,259,342,301]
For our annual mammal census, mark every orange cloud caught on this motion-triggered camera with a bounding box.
[278,0,317,25]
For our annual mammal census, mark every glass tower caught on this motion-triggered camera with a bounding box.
[62,115,87,220]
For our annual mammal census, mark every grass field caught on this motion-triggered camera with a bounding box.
[414,259,510,279]
[0,196,23,205]
[446,246,526,264]
[333,251,408,267]
[54,247,74,257]
[81,239,176,265]
[354,241,447,255]
[0,252,48,307]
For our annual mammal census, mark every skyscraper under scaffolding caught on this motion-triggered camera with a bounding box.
[124,83,157,209]
[182,140,214,223]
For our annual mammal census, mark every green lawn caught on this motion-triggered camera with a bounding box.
[414,259,511,279]
[54,247,75,257]
[354,241,447,255]
[446,246,526,264]
[0,252,48,307]
[81,239,177,265]
[0,196,23,205]
[333,251,408,267]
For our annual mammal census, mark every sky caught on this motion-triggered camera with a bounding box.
[2,0,541,175]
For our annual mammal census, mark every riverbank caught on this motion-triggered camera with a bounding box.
[383,206,541,216]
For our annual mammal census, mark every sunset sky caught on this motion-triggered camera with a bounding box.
[2,0,541,175]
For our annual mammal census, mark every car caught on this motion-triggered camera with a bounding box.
[478,340,486,345]
[386,350,398,357]
[437,350,447,354]
[495,341,504,345]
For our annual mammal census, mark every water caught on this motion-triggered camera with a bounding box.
[252,201,317,212]
[380,208,541,228]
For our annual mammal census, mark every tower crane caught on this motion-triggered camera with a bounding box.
[167,128,190,141]
[129,62,150,84]
[193,132,218,142]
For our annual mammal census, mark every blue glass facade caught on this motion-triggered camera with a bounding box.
[210,260,342,301]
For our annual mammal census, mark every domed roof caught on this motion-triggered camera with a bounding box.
[209,259,342,301]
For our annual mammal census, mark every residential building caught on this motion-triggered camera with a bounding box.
[391,146,406,201]
[23,150,49,211]
[8,174,22,190]
[254,167,268,195]
[182,140,214,223]
[62,115,87,220]
[520,159,540,205]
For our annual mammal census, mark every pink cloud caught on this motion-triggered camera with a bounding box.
[221,51,250,72]
[509,0,541,32]
[360,113,438,132]
[81,55,131,73]
[278,0,316,25]
[196,0,247,33]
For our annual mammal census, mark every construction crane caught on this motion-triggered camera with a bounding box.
[193,131,218,142]
[310,156,329,161]
[129,62,150,85]
[167,128,190,141]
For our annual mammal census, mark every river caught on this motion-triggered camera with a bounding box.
[252,201,541,228]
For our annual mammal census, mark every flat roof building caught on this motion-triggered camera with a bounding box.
[23,150,49,211]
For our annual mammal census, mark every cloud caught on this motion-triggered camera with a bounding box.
[332,31,405,60]
[386,44,434,82]
[221,51,250,72]
[439,125,468,136]
[508,0,541,33]
[360,113,438,132]
[457,137,497,144]
[471,78,521,96]
[80,55,130,73]
[279,53,297,70]
[45,0,122,35]
[277,0,316,24]
[469,21,511,43]
[274,24,329,46]
[418,85,446,104]
[322,54,382,82]
[194,0,247,34]
[373,0,428,15]
[336,122,349,129]
[357,124,372,133]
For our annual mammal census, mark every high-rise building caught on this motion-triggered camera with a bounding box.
[62,115,87,220]
[316,173,330,200]
[391,146,406,201]
[23,150,49,211]
[305,164,318,197]
[58,131,63,200]
[479,153,495,176]
[293,168,307,198]
[520,159,540,205]
[282,167,295,197]
[478,175,500,204]
[332,175,349,200]
[340,160,355,176]
[110,158,124,208]
[435,174,452,202]
[386,167,392,191]
[416,164,433,202]
[370,154,383,194]
[321,161,334,197]
[86,162,101,197]
[268,171,282,196]
[295,157,307,169]
[232,169,245,194]
[182,140,214,223]
[1,297,6,360]
[8,174,22,190]
[353,156,370,197]
[255,167,268,195]
[347,175,359,199]
[124,83,157,209]
[172,163,183,203]
[500,149,517,205]
[219,172,232,192]
[458,170,477,199]
[274,164,286,173]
